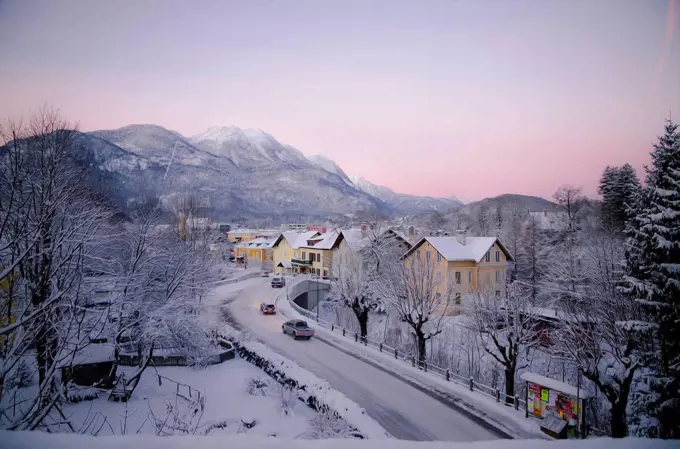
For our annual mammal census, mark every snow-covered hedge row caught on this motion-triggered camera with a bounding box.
[218,325,388,440]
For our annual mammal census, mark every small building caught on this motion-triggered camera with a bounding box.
[59,343,116,388]
[233,237,277,263]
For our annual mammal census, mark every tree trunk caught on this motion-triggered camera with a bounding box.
[610,400,627,438]
[504,366,515,405]
[352,306,369,340]
[417,332,427,367]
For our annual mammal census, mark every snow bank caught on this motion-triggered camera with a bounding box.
[2,431,675,449]
[220,325,389,439]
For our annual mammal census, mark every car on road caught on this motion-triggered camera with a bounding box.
[260,302,277,314]
[282,319,315,340]
[271,276,285,288]
[261,271,270,277]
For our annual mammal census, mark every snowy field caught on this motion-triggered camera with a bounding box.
[60,360,316,438]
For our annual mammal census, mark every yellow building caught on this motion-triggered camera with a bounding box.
[402,231,513,312]
[228,229,278,243]
[234,237,276,264]
[292,231,344,278]
[272,231,321,275]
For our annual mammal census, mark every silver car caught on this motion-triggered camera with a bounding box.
[282,319,315,340]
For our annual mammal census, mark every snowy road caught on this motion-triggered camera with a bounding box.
[222,278,503,442]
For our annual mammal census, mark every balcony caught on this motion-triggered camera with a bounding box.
[291,258,313,266]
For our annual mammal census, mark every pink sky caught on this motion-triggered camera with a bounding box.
[0,0,678,201]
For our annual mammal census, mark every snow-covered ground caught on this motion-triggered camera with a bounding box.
[222,277,502,442]
[59,360,315,438]
[4,431,675,449]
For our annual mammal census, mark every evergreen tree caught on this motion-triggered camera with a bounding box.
[599,164,641,233]
[623,119,680,438]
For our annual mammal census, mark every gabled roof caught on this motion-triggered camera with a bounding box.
[235,236,278,249]
[403,236,514,263]
[300,230,343,250]
[274,231,322,249]
[340,227,413,252]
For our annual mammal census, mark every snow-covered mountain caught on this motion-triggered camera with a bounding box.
[350,175,463,215]
[307,155,353,186]
[80,124,461,219]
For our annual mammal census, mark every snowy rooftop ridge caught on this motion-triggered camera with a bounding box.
[409,236,513,262]
[2,432,674,449]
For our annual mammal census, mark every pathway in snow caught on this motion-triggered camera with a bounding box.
[223,278,503,442]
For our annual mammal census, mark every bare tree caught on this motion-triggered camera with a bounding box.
[430,211,448,231]
[467,283,543,404]
[553,185,585,231]
[476,204,490,236]
[375,255,452,366]
[556,227,644,438]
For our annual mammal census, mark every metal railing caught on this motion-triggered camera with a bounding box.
[282,276,527,414]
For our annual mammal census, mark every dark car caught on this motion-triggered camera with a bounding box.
[271,276,285,288]
[260,302,277,314]
[282,319,315,340]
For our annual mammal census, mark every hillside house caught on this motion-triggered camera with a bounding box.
[335,227,413,272]
[293,230,344,277]
[402,230,513,313]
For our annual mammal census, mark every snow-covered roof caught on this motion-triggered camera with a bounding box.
[279,230,322,249]
[57,343,115,368]
[299,230,342,250]
[405,236,513,262]
[340,228,371,251]
[235,237,278,249]
[520,372,593,399]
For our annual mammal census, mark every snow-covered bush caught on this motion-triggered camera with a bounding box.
[302,410,353,440]
[245,377,270,396]
[278,384,298,416]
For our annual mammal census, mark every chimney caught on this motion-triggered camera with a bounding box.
[456,229,466,245]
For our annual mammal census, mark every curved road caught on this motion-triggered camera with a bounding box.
[223,277,501,442]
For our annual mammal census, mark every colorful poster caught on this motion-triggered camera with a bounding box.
[541,388,549,402]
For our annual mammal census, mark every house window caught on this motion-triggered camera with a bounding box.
[455,293,461,305]
[495,250,500,262]
[426,251,431,261]
[495,290,501,298]
[302,251,306,259]
[468,271,472,284]
[437,252,442,262]
[485,251,490,262]
[495,270,501,282]
[455,272,461,284]
[323,270,328,278]
[417,250,421,260]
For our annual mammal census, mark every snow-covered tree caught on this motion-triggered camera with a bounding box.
[514,215,547,300]
[430,211,448,231]
[622,119,680,438]
[467,283,542,405]
[329,247,381,339]
[107,205,216,383]
[493,205,504,238]
[375,255,452,366]
[556,226,644,438]
[476,205,490,236]
[0,109,112,430]
[599,165,641,233]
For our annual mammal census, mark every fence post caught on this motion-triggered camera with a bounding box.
[379,343,383,352]
[412,356,415,367]
[495,389,500,403]
[355,332,358,343]
[514,395,520,411]
[342,328,345,337]
[394,349,398,359]
[364,338,367,347]
[423,362,427,372]
[331,323,334,331]
[469,377,474,391]
[445,369,450,381]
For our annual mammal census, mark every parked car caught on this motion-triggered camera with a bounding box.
[261,271,270,277]
[271,276,285,288]
[260,302,277,314]
[282,319,315,340]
